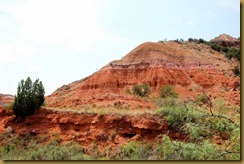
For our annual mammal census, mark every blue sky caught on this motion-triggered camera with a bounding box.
[0,0,240,95]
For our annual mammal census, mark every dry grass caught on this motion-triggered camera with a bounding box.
[46,105,154,116]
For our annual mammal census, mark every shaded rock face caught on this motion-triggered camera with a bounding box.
[46,41,240,108]
[0,94,14,106]
[210,34,240,48]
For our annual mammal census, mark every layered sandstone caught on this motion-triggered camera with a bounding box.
[0,94,14,106]
[46,41,240,109]
[0,107,185,150]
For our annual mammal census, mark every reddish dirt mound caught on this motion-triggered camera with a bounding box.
[210,33,240,48]
[46,40,240,109]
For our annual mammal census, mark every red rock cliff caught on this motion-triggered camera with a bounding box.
[46,41,240,109]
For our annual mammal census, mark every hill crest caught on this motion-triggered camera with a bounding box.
[210,33,240,48]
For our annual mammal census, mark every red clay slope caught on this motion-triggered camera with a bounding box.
[46,41,240,109]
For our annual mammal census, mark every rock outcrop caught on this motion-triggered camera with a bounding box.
[0,107,184,149]
[46,40,240,109]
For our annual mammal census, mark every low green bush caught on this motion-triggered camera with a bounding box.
[0,135,89,160]
[156,135,220,160]
[232,65,240,76]
[225,48,240,61]
[156,102,204,128]
[5,102,14,111]
[156,100,239,144]
[125,87,131,94]
[159,85,178,98]
[133,84,150,97]
[115,141,152,160]
[195,93,208,104]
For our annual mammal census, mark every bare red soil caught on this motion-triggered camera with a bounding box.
[0,106,187,151]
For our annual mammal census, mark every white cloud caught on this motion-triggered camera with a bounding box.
[26,63,39,72]
[0,15,9,28]
[0,40,36,64]
[0,0,107,74]
[203,11,215,18]
[0,0,111,95]
[0,0,106,63]
[219,0,240,12]
[187,20,195,26]
[0,42,18,63]
[7,0,105,52]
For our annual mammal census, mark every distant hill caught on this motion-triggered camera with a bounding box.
[0,94,14,106]
[46,34,240,110]
[210,33,240,48]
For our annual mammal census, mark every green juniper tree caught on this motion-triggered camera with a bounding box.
[13,77,45,119]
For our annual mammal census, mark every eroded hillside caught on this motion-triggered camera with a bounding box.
[46,41,240,109]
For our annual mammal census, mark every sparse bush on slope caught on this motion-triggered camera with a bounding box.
[195,93,208,105]
[155,99,240,160]
[187,37,240,61]
[225,48,240,61]
[133,84,150,97]
[159,85,178,98]
[232,65,240,76]
[0,134,89,160]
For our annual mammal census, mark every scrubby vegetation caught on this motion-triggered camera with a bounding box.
[0,134,89,160]
[155,97,240,160]
[125,87,131,94]
[159,85,178,98]
[133,84,150,97]
[225,48,240,60]
[232,65,240,76]
[187,38,240,61]
[195,93,208,105]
